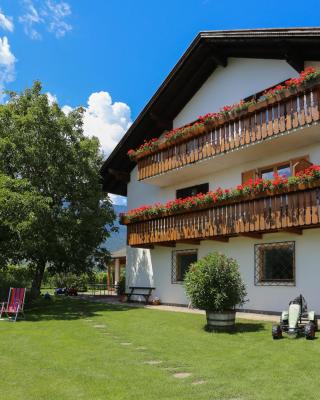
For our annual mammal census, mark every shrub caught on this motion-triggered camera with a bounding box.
[184,252,246,312]
[95,272,109,285]
[48,273,93,292]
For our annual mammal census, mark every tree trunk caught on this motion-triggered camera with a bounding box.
[31,263,46,298]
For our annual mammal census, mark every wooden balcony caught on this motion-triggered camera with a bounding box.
[137,84,320,182]
[123,183,320,247]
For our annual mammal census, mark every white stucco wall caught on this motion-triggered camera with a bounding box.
[127,229,320,313]
[128,142,320,209]
[173,58,297,128]
[125,57,320,313]
[126,140,320,312]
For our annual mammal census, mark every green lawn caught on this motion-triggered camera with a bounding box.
[1,298,320,400]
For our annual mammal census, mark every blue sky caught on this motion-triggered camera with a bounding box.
[0,0,320,204]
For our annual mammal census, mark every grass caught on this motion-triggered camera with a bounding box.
[1,298,320,400]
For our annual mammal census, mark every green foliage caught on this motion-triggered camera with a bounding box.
[94,271,108,284]
[0,264,34,301]
[117,274,126,295]
[0,81,116,296]
[184,252,247,311]
[0,174,50,267]
[47,273,94,291]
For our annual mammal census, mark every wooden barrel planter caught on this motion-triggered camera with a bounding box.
[206,310,236,331]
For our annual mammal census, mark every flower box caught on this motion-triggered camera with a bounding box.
[301,75,320,90]
[275,91,287,101]
[266,96,278,106]
[252,99,268,112]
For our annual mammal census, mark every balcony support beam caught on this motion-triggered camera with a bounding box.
[240,233,263,239]
[283,227,303,235]
[207,236,230,243]
[156,242,176,247]
[177,239,201,245]
[132,244,154,249]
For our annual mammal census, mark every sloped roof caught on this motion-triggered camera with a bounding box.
[101,27,320,196]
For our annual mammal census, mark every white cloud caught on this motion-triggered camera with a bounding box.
[19,0,72,39]
[0,36,16,101]
[61,104,73,115]
[46,0,72,38]
[19,0,42,40]
[51,90,131,206]
[82,92,131,206]
[0,10,14,32]
[109,194,127,206]
[63,91,132,157]
[83,91,132,157]
[46,91,58,105]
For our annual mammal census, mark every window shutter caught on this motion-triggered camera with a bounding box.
[242,169,257,184]
[292,158,312,175]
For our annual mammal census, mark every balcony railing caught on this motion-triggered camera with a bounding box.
[124,183,320,247]
[137,84,320,181]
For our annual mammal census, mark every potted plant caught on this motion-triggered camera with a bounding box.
[116,274,127,302]
[184,252,246,331]
[151,296,161,305]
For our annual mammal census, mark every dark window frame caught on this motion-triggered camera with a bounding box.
[254,241,295,286]
[176,183,209,199]
[171,249,198,284]
[259,161,292,180]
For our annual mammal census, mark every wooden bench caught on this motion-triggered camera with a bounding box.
[126,286,155,305]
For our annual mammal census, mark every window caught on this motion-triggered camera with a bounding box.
[260,163,291,180]
[254,242,295,286]
[242,156,311,184]
[171,249,197,283]
[176,183,209,199]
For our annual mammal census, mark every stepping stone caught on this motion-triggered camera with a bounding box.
[191,380,206,385]
[173,372,192,379]
[144,360,162,365]
[120,342,132,346]
[136,346,147,350]
[93,324,106,328]
[164,367,180,371]
[85,319,93,322]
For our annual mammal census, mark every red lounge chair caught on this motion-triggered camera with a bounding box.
[0,288,26,322]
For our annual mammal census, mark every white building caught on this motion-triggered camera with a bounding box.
[102,28,320,314]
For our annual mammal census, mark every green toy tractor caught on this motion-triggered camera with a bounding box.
[272,295,318,340]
